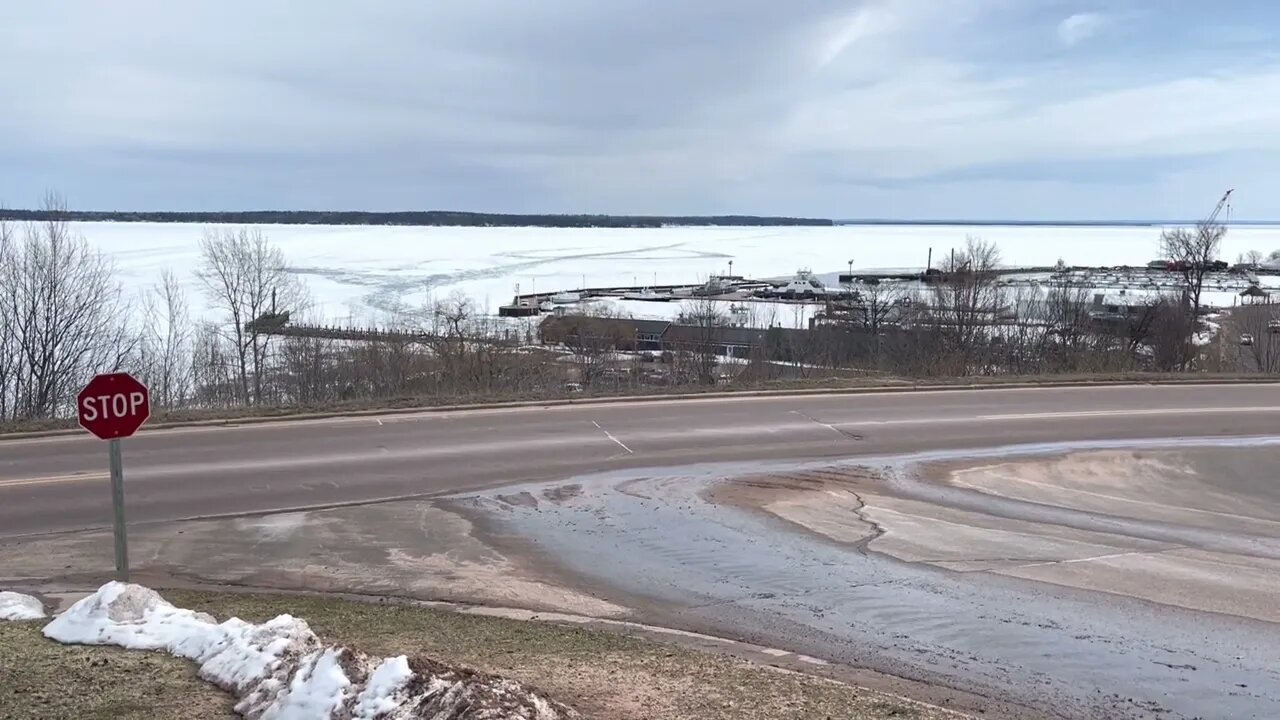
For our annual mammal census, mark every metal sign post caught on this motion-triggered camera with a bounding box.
[107,439,129,582]
[77,372,150,584]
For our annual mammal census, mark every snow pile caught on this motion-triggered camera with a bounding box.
[0,591,46,621]
[43,582,575,719]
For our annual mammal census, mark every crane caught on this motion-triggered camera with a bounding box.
[1204,188,1234,227]
[1158,189,1234,262]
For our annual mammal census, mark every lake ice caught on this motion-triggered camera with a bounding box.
[67,222,1280,325]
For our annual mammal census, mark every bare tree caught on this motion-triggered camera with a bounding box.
[854,281,907,335]
[276,330,338,405]
[1238,250,1265,266]
[803,281,911,371]
[746,301,780,329]
[1039,277,1126,372]
[545,304,630,390]
[422,292,485,395]
[1043,279,1091,349]
[190,321,240,409]
[1160,221,1225,371]
[852,281,912,369]
[1148,296,1197,371]
[999,286,1051,375]
[0,194,134,420]
[675,296,729,385]
[0,214,17,420]
[1085,292,1168,363]
[928,237,1005,375]
[195,227,307,405]
[1161,221,1224,322]
[136,269,193,408]
[339,310,424,399]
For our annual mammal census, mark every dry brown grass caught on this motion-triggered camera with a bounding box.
[0,621,230,720]
[0,591,967,720]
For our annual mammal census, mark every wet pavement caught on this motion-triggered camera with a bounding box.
[461,438,1280,720]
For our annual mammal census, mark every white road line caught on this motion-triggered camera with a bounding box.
[0,472,108,489]
[790,410,845,435]
[593,420,634,454]
[604,431,633,454]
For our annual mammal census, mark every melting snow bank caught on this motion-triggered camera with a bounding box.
[43,582,576,719]
[0,591,46,621]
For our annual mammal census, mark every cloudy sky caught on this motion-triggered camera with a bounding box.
[3,1,1279,219]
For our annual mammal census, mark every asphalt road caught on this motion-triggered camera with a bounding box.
[3,384,1280,538]
[7,383,1280,719]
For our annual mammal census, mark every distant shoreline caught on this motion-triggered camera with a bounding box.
[0,210,833,228]
[834,219,1280,227]
[2,209,1275,228]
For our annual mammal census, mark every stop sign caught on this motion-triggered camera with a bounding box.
[77,373,150,440]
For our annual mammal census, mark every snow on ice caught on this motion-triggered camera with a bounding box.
[0,591,45,621]
[43,582,574,719]
[71,221,1280,323]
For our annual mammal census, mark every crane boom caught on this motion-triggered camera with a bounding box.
[1205,188,1233,226]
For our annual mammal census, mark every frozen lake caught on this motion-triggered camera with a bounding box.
[72,222,1280,325]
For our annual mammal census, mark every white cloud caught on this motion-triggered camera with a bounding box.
[784,58,1280,182]
[814,3,900,68]
[1058,12,1107,46]
[2,1,1279,218]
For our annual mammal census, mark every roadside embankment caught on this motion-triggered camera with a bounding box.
[0,586,971,720]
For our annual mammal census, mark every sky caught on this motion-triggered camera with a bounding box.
[3,0,1280,220]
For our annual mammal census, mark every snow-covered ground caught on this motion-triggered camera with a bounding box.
[0,591,45,621]
[69,221,1280,325]
[40,582,572,719]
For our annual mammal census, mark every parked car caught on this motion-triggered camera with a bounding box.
[1241,333,1255,346]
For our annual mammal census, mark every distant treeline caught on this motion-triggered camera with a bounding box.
[0,209,834,228]
[836,219,1279,226]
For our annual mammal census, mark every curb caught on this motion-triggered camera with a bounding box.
[3,376,1275,441]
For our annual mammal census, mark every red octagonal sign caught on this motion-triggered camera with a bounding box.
[78,372,150,440]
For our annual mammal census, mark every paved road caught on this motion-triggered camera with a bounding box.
[3,384,1280,538]
[6,384,1280,719]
